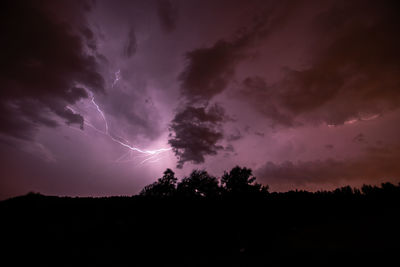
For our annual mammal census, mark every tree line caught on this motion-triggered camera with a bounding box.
[139,166,400,199]
[1,166,400,266]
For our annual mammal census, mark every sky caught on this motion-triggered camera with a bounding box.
[1,0,400,199]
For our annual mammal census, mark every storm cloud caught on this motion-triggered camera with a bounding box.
[168,7,278,164]
[179,39,246,101]
[0,0,104,141]
[238,0,400,127]
[177,7,279,102]
[168,104,226,168]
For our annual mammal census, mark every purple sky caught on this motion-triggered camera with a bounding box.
[1,0,400,199]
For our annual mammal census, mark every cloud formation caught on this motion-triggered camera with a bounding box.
[168,31,250,167]
[167,1,302,166]
[178,11,276,102]
[179,39,246,101]
[168,105,226,168]
[0,0,104,141]
[168,8,280,165]
[238,76,296,127]
[256,144,400,189]
[238,0,400,127]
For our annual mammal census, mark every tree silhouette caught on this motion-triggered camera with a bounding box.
[221,166,268,196]
[177,169,220,198]
[334,185,353,196]
[381,182,400,194]
[139,168,177,197]
[361,184,379,196]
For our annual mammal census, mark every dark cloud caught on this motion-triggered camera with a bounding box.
[178,11,278,102]
[282,0,400,125]
[124,28,137,58]
[256,144,400,189]
[179,40,245,101]
[168,2,299,166]
[168,104,226,168]
[0,0,104,141]
[238,0,400,127]
[169,7,275,164]
[170,33,251,165]
[238,76,296,127]
[177,2,290,102]
[157,0,178,33]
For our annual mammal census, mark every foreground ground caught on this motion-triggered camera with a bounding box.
[1,187,399,266]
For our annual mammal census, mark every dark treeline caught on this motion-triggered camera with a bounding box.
[139,166,400,200]
[1,166,400,266]
[139,167,269,199]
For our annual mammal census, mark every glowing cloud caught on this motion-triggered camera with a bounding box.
[68,88,171,164]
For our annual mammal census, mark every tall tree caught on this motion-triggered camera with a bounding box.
[140,169,177,197]
[221,166,268,195]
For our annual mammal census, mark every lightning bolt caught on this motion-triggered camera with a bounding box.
[67,79,171,164]
[91,96,108,133]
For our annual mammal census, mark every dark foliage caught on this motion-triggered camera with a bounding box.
[139,168,177,197]
[177,169,220,198]
[1,166,400,266]
[221,166,269,197]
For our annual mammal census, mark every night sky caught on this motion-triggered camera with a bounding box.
[1,0,400,199]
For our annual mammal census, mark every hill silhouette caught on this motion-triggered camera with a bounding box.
[1,166,399,266]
